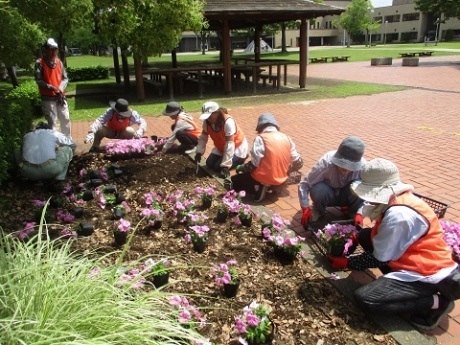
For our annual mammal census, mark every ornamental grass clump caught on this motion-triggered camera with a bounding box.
[0,223,209,344]
[440,220,460,262]
[316,223,358,256]
[234,301,272,345]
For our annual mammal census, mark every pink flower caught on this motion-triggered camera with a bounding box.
[235,318,247,334]
[168,295,182,306]
[178,309,192,323]
[246,313,260,327]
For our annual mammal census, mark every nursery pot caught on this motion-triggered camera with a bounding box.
[114,231,128,246]
[216,208,228,223]
[153,272,170,288]
[247,319,275,345]
[328,242,357,257]
[116,194,126,204]
[192,240,207,253]
[112,207,125,220]
[104,185,117,194]
[81,190,94,201]
[71,207,84,218]
[151,220,162,230]
[202,197,212,209]
[274,247,296,265]
[239,214,253,227]
[89,170,102,180]
[223,280,240,298]
[90,178,103,187]
[77,223,94,237]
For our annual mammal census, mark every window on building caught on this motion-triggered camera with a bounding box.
[384,15,400,23]
[402,13,420,22]
[374,16,383,23]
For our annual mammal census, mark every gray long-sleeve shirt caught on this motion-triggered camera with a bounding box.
[298,150,361,207]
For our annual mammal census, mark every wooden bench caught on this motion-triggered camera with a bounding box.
[399,52,416,58]
[258,74,278,88]
[331,56,350,62]
[143,78,163,96]
[417,51,434,57]
[309,57,328,63]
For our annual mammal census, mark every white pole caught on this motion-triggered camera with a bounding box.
[384,21,388,45]
[435,18,440,46]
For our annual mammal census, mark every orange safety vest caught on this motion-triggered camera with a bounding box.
[176,115,201,138]
[207,114,245,152]
[106,113,131,132]
[371,192,455,275]
[38,58,64,97]
[251,132,291,186]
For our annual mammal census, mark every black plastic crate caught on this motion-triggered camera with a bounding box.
[414,193,449,219]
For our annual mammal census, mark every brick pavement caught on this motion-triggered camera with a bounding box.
[71,53,460,344]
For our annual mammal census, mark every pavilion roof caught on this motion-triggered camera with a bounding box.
[204,0,344,30]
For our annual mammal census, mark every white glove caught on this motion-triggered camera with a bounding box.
[134,130,143,139]
[84,133,94,144]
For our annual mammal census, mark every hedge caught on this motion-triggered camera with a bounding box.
[67,65,109,82]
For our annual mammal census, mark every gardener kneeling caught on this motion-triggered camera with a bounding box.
[328,158,460,330]
[231,112,303,202]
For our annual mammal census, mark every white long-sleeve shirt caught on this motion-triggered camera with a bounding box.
[22,129,76,164]
[163,111,197,152]
[88,108,147,135]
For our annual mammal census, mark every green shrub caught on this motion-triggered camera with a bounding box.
[67,65,110,81]
[0,95,36,185]
[5,80,42,117]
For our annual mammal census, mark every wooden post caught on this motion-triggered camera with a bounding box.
[223,20,232,95]
[299,18,307,88]
[134,55,145,102]
[255,27,261,63]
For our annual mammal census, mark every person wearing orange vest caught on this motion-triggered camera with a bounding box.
[34,38,71,136]
[231,113,303,202]
[84,99,147,152]
[328,158,459,330]
[195,101,248,179]
[161,101,200,154]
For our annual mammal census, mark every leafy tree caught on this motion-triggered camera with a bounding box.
[0,3,44,87]
[415,0,460,20]
[95,0,204,101]
[10,0,93,64]
[333,0,373,46]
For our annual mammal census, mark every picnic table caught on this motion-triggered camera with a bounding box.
[399,51,434,58]
[309,57,328,63]
[331,56,351,62]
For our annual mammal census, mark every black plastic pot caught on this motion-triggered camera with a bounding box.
[202,197,212,209]
[77,223,94,237]
[223,281,240,298]
[239,214,253,227]
[89,170,102,180]
[216,208,228,223]
[273,247,296,265]
[114,231,127,246]
[71,207,84,218]
[153,272,170,288]
[192,240,207,253]
[81,190,94,201]
[112,207,125,220]
[116,194,126,204]
[104,185,117,194]
[90,179,103,187]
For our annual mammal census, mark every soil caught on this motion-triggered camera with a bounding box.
[0,152,398,345]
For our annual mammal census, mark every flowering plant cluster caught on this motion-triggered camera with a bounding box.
[213,259,238,286]
[260,212,290,239]
[316,223,358,256]
[168,295,206,328]
[105,138,163,156]
[186,211,209,226]
[14,221,36,241]
[234,301,272,345]
[114,218,132,233]
[221,190,246,214]
[116,268,146,290]
[114,200,131,213]
[185,225,210,244]
[94,186,117,209]
[56,209,75,223]
[140,207,164,225]
[166,189,196,223]
[270,229,305,258]
[142,257,171,276]
[441,220,460,262]
[194,185,216,203]
[238,204,252,221]
[32,199,46,214]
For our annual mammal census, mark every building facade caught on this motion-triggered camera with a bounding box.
[276,0,460,47]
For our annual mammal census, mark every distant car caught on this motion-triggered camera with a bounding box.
[68,48,82,56]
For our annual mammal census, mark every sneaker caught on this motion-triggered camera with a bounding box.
[410,297,455,330]
[254,185,269,202]
[185,147,197,155]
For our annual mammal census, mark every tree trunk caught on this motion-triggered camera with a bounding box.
[121,49,130,91]
[134,55,145,102]
[281,22,287,53]
[112,41,121,84]
[58,32,67,67]
[7,66,19,88]
[201,30,207,55]
[171,49,177,68]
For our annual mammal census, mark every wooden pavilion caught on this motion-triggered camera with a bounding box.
[138,0,344,99]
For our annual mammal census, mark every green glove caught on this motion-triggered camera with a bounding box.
[236,165,243,174]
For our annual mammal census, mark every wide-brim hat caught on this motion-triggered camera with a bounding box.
[109,98,132,118]
[162,101,181,116]
[331,136,366,171]
[351,158,414,204]
[199,101,220,120]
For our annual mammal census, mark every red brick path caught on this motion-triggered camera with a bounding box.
[71,54,460,343]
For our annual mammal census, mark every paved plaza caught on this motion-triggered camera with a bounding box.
[72,53,460,344]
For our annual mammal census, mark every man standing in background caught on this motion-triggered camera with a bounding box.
[35,38,71,136]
